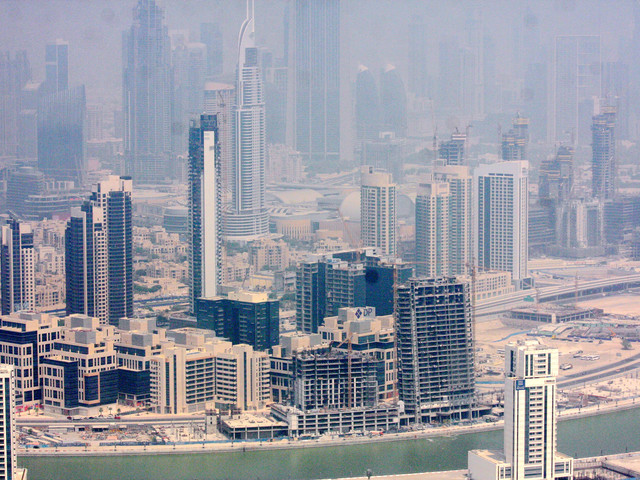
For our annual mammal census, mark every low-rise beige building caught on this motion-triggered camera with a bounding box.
[150,328,271,414]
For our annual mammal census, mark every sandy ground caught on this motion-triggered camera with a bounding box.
[578,293,640,316]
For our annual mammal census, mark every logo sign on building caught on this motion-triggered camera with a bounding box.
[515,379,526,390]
[354,307,375,319]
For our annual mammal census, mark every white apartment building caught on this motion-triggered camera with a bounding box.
[0,366,17,480]
[360,166,397,257]
[433,164,472,275]
[468,340,573,480]
[474,161,529,288]
[415,181,450,277]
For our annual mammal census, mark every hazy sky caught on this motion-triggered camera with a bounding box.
[0,0,635,106]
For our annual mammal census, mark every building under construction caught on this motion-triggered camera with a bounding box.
[396,277,475,423]
[291,351,380,411]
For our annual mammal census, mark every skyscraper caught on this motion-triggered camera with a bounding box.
[0,51,31,157]
[188,115,222,314]
[475,161,529,287]
[122,0,172,184]
[65,202,108,323]
[37,85,86,184]
[468,341,574,480]
[44,39,68,95]
[94,176,133,325]
[200,22,223,79]
[554,36,601,145]
[415,181,450,278]
[204,82,235,205]
[225,1,269,240]
[523,62,548,143]
[67,177,133,326]
[171,41,207,155]
[434,165,473,276]
[539,146,574,203]
[439,132,466,166]
[396,278,475,423]
[0,217,34,315]
[0,366,17,480]
[408,18,428,98]
[355,65,379,142]
[294,0,340,166]
[591,106,616,200]
[380,65,407,138]
[501,115,529,161]
[360,166,397,257]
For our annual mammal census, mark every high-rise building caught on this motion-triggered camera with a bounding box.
[438,39,463,114]
[204,83,235,203]
[6,167,45,216]
[396,278,475,422]
[44,39,68,95]
[0,51,31,157]
[415,181,450,278]
[200,22,223,79]
[294,0,340,166]
[188,115,222,314]
[92,176,133,325]
[501,115,529,161]
[355,65,379,142]
[380,65,407,138]
[0,365,17,480]
[433,165,472,276]
[602,61,629,141]
[408,18,428,98]
[196,291,279,352]
[122,0,172,184]
[475,161,529,287]
[523,62,548,143]
[591,106,616,200]
[439,132,466,166]
[360,166,397,257]
[554,35,601,145]
[171,41,207,155]
[468,340,574,480]
[539,146,574,203]
[37,85,86,184]
[265,65,288,145]
[67,177,132,326]
[18,80,41,158]
[0,217,34,315]
[65,202,108,323]
[296,255,367,334]
[225,1,269,239]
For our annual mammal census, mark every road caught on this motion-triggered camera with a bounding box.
[476,274,640,316]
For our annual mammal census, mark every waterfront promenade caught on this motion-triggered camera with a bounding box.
[18,394,640,457]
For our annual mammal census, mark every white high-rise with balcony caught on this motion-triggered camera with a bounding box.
[468,340,573,480]
[360,166,397,257]
[434,164,472,275]
[225,0,269,240]
[474,161,529,288]
[415,181,449,277]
